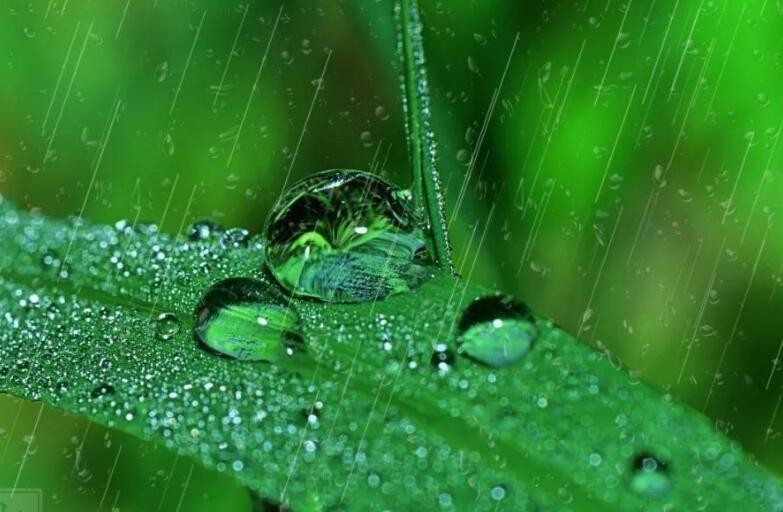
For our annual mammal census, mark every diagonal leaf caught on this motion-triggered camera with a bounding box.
[0,197,781,511]
[396,0,453,272]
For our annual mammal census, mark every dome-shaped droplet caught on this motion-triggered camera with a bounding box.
[264,169,431,303]
[630,453,670,498]
[90,383,116,399]
[490,485,507,501]
[456,295,538,368]
[194,278,303,362]
[188,220,223,241]
[155,312,181,341]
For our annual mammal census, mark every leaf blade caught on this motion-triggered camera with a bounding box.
[396,0,453,273]
[0,199,781,510]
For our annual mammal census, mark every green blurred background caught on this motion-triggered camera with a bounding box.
[1,0,782,510]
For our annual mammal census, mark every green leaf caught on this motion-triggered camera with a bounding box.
[396,0,453,273]
[0,197,781,511]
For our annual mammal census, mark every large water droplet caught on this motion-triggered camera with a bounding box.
[264,169,431,303]
[456,295,538,368]
[194,278,303,362]
[630,453,670,498]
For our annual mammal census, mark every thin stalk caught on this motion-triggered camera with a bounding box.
[396,0,453,273]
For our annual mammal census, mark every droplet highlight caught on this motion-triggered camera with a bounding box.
[264,169,431,303]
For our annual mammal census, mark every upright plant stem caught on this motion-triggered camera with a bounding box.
[396,0,453,273]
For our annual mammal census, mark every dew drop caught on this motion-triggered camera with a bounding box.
[264,169,431,303]
[90,383,116,399]
[490,485,507,501]
[630,453,671,498]
[188,220,223,241]
[367,471,381,488]
[194,278,304,362]
[437,492,453,509]
[456,295,538,368]
[155,312,181,341]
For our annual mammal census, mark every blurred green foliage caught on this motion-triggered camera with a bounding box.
[0,0,781,510]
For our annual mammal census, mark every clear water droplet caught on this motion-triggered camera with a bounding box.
[195,278,303,362]
[188,220,223,241]
[264,169,431,303]
[456,295,538,368]
[155,312,181,341]
[630,453,671,498]
[490,485,507,501]
[367,471,381,488]
[90,383,116,399]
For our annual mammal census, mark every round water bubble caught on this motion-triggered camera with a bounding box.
[630,453,670,498]
[195,278,303,362]
[264,169,431,303]
[155,312,181,341]
[456,295,538,368]
[188,220,223,241]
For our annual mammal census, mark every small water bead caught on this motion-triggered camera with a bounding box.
[367,471,381,488]
[490,485,507,501]
[188,220,223,241]
[630,453,671,498]
[264,169,432,303]
[90,383,116,399]
[155,312,181,341]
[437,492,453,509]
[195,278,304,362]
[456,295,538,368]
